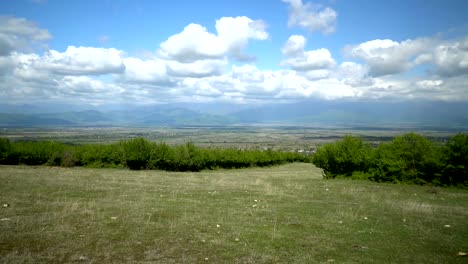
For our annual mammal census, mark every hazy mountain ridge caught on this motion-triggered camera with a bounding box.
[1,101,467,129]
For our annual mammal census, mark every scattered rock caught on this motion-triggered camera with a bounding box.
[234,238,240,242]
[352,244,368,250]
[1,218,11,221]
[458,252,467,256]
[3,204,9,208]
[78,256,88,261]
[363,217,368,220]
[110,217,117,220]
[216,224,220,228]
[444,224,451,228]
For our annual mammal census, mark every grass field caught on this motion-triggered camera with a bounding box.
[1,164,467,263]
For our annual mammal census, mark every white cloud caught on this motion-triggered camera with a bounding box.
[344,37,468,78]
[215,16,268,61]
[344,38,434,77]
[433,36,468,76]
[158,16,268,62]
[283,0,337,34]
[334,61,371,86]
[159,23,225,62]
[0,16,51,56]
[282,35,336,71]
[40,46,126,75]
[166,58,227,78]
[1,16,468,105]
[122,57,169,84]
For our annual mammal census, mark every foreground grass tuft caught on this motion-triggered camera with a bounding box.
[1,164,467,263]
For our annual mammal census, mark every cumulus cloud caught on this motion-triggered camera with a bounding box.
[344,38,434,77]
[40,46,126,75]
[1,15,468,105]
[159,16,268,62]
[166,58,227,78]
[344,37,468,78]
[433,36,468,76]
[281,35,336,71]
[283,0,337,34]
[121,57,169,84]
[0,16,51,56]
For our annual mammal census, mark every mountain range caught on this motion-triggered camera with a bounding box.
[1,101,467,129]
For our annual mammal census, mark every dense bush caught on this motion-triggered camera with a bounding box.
[312,135,371,178]
[312,133,467,187]
[0,137,308,172]
[441,133,468,186]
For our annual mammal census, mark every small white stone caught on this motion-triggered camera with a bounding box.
[444,224,451,228]
[110,217,117,220]
[234,238,240,242]
[364,217,368,220]
[216,224,220,228]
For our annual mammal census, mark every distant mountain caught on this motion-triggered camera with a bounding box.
[0,113,75,127]
[230,100,468,129]
[0,100,467,129]
[0,107,236,127]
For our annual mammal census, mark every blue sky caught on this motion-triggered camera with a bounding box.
[0,0,467,105]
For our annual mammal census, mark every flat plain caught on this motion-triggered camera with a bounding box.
[0,126,457,151]
[1,163,467,263]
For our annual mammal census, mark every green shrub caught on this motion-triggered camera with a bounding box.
[312,135,371,178]
[441,133,468,187]
[123,138,150,170]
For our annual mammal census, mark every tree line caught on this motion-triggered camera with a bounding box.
[0,137,309,171]
[312,133,468,188]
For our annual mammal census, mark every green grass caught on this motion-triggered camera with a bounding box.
[1,164,467,263]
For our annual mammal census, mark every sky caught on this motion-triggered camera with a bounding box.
[0,0,467,106]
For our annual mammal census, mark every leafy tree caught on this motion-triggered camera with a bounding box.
[442,133,468,186]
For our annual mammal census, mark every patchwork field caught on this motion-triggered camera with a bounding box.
[1,164,467,263]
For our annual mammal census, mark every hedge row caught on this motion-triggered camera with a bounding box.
[0,137,309,171]
[312,133,468,187]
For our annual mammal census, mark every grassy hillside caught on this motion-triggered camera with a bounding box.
[1,164,467,263]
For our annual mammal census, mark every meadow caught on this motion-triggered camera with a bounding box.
[1,163,467,263]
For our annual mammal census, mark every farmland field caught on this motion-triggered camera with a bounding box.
[0,126,457,151]
[1,164,467,263]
